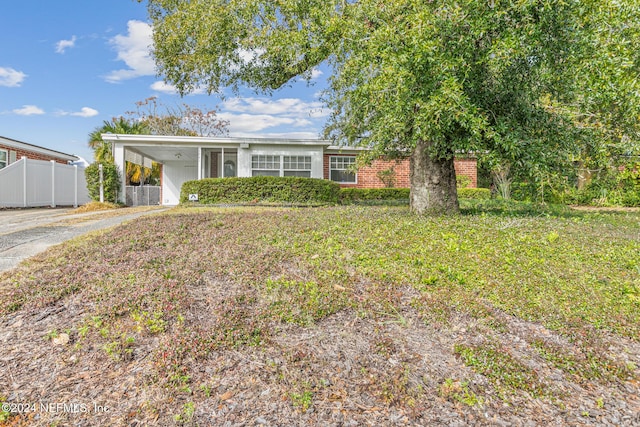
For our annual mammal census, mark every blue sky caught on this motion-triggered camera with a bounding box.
[0,1,329,162]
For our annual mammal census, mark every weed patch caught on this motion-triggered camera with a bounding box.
[454,342,549,398]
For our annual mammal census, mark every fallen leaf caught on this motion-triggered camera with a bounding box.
[53,333,70,346]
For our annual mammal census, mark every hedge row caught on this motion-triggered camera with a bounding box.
[339,188,410,202]
[180,177,491,205]
[341,187,490,201]
[180,176,341,205]
[457,188,491,199]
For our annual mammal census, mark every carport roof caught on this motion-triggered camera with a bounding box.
[101,134,334,163]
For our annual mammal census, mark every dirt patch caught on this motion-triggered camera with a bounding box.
[3,273,638,426]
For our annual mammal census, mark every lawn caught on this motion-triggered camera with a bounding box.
[1,203,638,426]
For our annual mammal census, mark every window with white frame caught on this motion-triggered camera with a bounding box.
[251,155,280,177]
[283,155,311,177]
[251,155,313,177]
[329,156,357,183]
[0,149,7,170]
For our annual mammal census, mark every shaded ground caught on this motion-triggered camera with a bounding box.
[0,206,639,426]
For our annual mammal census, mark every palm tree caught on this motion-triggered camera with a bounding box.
[88,117,156,185]
[88,117,149,163]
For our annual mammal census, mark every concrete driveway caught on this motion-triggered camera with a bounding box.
[0,207,168,273]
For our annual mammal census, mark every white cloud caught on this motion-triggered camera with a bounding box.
[73,107,99,117]
[217,112,312,133]
[150,81,176,94]
[13,105,45,116]
[55,36,77,54]
[221,97,328,118]
[150,80,206,95]
[104,20,155,83]
[237,48,266,63]
[310,68,323,80]
[234,131,321,139]
[56,107,99,117]
[216,97,330,136]
[0,67,27,87]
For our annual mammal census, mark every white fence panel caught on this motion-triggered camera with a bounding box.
[0,157,91,208]
[0,160,25,207]
[26,160,52,206]
[55,163,80,206]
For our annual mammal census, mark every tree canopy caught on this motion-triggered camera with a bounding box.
[147,0,640,213]
[127,96,229,137]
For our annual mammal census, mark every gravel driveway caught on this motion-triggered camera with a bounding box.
[0,207,167,273]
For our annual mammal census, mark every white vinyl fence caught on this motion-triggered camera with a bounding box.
[0,157,91,208]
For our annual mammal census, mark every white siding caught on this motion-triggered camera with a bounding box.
[162,161,198,205]
[239,145,324,178]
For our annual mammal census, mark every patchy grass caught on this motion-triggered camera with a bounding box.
[454,342,549,398]
[68,201,122,213]
[0,203,638,425]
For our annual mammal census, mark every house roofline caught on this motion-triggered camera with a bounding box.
[325,145,478,158]
[100,134,479,159]
[101,134,333,147]
[0,135,78,161]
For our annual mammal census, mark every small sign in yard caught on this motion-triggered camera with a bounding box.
[188,194,199,202]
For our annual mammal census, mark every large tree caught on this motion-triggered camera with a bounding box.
[147,0,640,214]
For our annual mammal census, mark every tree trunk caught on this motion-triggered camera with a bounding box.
[410,139,459,215]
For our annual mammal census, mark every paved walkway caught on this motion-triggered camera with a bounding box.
[0,207,168,273]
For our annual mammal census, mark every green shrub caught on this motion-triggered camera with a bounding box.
[457,188,491,199]
[456,175,472,189]
[557,161,640,207]
[339,188,410,203]
[339,187,490,204]
[85,163,121,203]
[180,176,341,205]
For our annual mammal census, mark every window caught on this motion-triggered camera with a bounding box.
[283,156,311,178]
[330,156,357,183]
[0,150,7,170]
[251,155,313,177]
[252,155,280,177]
[224,160,236,177]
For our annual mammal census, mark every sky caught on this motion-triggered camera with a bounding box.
[0,1,330,163]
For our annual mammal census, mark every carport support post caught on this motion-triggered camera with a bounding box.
[197,147,203,180]
[112,143,126,204]
[51,160,56,208]
[221,147,225,178]
[99,163,104,203]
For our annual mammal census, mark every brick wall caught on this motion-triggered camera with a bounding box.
[453,158,478,188]
[323,154,477,189]
[0,144,71,165]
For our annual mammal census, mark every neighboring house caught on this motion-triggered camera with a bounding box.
[102,134,477,206]
[0,136,89,208]
[0,135,78,168]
